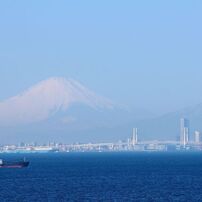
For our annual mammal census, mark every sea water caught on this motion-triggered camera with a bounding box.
[0,152,202,202]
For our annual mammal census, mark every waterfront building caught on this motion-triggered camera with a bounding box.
[194,131,200,144]
[131,128,138,146]
[180,118,189,146]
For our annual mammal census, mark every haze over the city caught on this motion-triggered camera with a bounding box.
[0,1,202,143]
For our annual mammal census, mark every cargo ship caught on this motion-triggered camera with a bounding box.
[0,158,29,168]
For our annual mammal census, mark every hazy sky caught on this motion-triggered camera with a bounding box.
[0,0,202,115]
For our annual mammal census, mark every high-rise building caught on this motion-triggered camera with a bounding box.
[194,131,200,144]
[180,118,189,146]
[131,128,138,146]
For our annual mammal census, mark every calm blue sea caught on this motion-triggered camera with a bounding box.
[0,152,202,202]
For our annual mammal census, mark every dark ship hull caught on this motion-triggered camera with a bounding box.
[0,161,29,168]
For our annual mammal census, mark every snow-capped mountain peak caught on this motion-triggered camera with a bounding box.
[0,77,114,125]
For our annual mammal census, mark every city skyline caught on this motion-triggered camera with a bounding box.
[1,117,201,146]
[0,117,201,153]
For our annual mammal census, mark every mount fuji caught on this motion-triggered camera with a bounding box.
[0,77,114,126]
[2,77,202,144]
[0,77,152,144]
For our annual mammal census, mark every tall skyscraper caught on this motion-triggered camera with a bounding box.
[194,131,200,144]
[131,128,138,146]
[180,118,189,146]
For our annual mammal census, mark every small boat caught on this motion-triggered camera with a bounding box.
[0,158,29,168]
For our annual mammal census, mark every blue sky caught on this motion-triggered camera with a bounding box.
[0,0,202,114]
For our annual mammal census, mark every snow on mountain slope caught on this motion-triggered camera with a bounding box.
[0,77,114,125]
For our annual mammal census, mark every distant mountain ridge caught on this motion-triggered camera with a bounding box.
[0,77,154,143]
[133,104,202,141]
[1,77,202,143]
[0,77,114,126]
